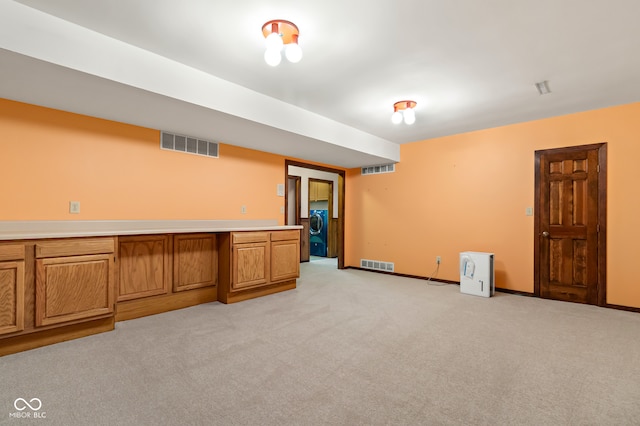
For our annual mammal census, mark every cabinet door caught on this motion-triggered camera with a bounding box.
[232,242,269,290]
[0,260,25,335]
[174,234,217,292]
[36,254,114,327]
[316,182,330,201]
[309,181,317,202]
[271,239,300,282]
[118,235,170,301]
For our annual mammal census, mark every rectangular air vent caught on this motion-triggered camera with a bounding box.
[360,259,395,273]
[361,163,395,175]
[161,131,219,158]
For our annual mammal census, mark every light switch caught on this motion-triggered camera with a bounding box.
[277,184,285,197]
[526,207,533,216]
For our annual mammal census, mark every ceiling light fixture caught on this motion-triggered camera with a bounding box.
[391,100,417,125]
[262,20,302,66]
[535,80,551,95]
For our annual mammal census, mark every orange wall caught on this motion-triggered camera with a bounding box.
[0,98,286,222]
[4,98,640,309]
[345,102,640,308]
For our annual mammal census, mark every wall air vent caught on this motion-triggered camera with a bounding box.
[361,163,395,175]
[360,259,395,273]
[161,131,219,158]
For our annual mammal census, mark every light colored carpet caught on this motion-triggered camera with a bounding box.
[2,261,640,425]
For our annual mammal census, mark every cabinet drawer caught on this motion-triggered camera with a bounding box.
[232,232,269,244]
[270,230,300,242]
[0,244,25,262]
[36,238,115,258]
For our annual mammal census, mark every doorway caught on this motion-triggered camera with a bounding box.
[285,160,345,269]
[309,179,333,259]
[534,143,607,306]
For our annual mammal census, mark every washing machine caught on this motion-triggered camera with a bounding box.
[309,209,328,257]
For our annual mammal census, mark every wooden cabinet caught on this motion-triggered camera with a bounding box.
[309,181,330,202]
[270,231,300,282]
[0,244,25,335]
[231,232,269,291]
[173,234,217,292]
[1,227,298,355]
[35,238,115,327]
[115,234,217,322]
[118,235,170,301]
[219,230,300,303]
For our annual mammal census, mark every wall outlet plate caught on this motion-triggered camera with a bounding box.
[69,201,80,214]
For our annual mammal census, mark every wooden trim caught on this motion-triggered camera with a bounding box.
[286,159,347,176]
[115,286,217,321]
[0,317,114,357]
[494,287,536,297]
[533,151,542,296]
[534,142,607,306]
[338,173,345,269]
[285,175,301,226]
[221,280,296,304]
[299,218,310,262]
[346,266,459,284]
[604,303,640,314]
[597,143,608,307]
[347,267,549,298]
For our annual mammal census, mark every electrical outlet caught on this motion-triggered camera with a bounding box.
[69,201,80,214]
[280,206,285,214]
[241,205,247,214]
[436,256,441,264]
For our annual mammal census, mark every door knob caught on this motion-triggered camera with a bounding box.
[541,231,550,238]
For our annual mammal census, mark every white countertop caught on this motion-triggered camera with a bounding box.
[0,220,302,240]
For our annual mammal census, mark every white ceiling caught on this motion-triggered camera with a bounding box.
[1,0,640,167]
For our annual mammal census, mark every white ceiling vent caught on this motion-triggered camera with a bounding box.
[360,259,395,273]
[161,131,219,158]
[361,163,395,175]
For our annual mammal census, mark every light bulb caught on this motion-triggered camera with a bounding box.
[285,43,303,63]
[264,48,282,66]
[265,31,283,52]
[403,108,416,125]
[391,111,403,124]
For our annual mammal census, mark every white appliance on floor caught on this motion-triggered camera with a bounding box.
[460,252,495,297]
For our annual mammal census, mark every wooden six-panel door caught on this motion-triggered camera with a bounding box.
[535,143,606,305]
